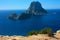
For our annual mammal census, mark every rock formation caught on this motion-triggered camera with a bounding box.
[17,13,31,20]
[8,1,47,20]
[8,13,17,20]
[17,1,47,20]
[26,1,47,15]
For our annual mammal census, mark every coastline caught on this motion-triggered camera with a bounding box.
[0,30,60,40]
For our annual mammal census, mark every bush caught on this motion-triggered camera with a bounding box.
[27,28,53,37]
[39,27,53,37]
[27,30,38,36]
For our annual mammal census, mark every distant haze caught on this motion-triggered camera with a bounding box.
[0,0,60,10]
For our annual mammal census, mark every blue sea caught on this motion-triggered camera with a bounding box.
[0,9,60,36]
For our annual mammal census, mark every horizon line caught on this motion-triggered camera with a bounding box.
[0,8,60,10]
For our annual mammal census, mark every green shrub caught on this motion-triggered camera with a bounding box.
[39,27,53,37]
[27,30,38,36]
[27,27,53,37]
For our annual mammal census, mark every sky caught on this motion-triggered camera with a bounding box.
[0,0,60,10]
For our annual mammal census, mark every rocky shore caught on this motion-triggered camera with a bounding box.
[0,30,60,40]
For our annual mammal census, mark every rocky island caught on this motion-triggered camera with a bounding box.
[8,13,17,20]
[26,1,47,15]
[8,1,47,20]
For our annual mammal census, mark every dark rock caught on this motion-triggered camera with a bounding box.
[17,13,31,20]
[8,13,17,19]
[26,1,47,15]
[8,1,47,20]
[12,39,16,40]
[17,1,47,20]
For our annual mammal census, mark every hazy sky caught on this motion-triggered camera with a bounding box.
[0,0,60,10]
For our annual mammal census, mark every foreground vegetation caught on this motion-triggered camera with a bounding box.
[27,27,53,37]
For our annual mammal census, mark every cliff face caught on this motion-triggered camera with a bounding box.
[26,1,47,15]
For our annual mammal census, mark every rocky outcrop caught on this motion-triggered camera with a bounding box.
[8,1,47,20]
[17,1,47,20]
[8,13,17,20]
[26,1,47,15]
[54,30,60,39]
[16,13,31,20]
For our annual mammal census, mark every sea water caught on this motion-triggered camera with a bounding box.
[0,9,60,36]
